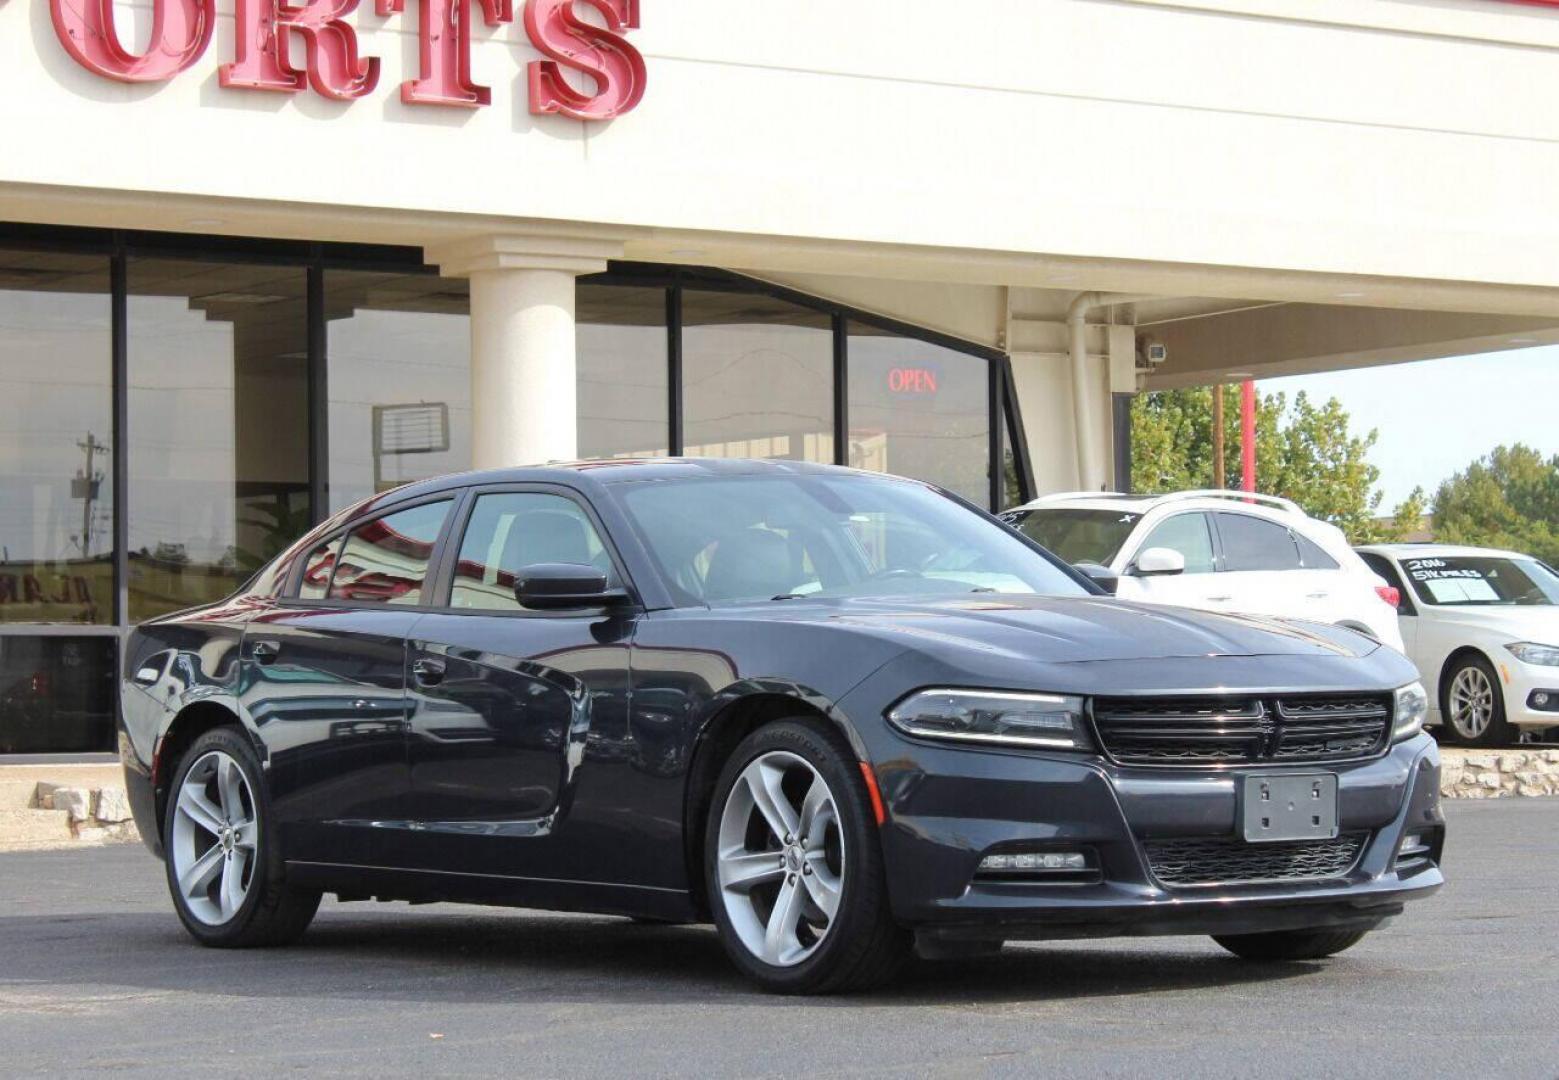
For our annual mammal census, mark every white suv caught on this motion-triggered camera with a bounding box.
[1001,490,1404,651]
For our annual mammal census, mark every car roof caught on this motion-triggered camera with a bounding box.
[346,457,918,519]
[407,456,854,489]
[1355,542,1534,561]
[1010,490,1305,520]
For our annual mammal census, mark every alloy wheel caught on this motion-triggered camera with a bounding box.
[1449,665,1495,740]
[715,750,844,967]
[170,750,258,926]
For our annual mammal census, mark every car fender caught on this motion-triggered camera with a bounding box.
[689,674,886,766]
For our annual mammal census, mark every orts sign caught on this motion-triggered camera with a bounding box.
[49,0,644,118]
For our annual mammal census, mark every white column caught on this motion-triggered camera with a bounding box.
[1007,318,1080,494]
[429,233,623,469]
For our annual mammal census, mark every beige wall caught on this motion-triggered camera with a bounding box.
[8,0,1559,496]
[5,0,1559,294]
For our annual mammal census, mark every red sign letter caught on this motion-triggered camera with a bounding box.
[524,0,645,121]
[221,0,380,100]
[50,0,213,82]
[377,0,513,107]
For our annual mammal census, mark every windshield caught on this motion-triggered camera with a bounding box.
[1004,508,1141,567]
[614,473,1089,606]
[1400,555,1559,607]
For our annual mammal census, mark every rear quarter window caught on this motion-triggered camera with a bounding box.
[1216,513,1302,572]
[1293,530,1339,570]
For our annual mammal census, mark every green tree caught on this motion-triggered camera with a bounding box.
[1131,387,1419,543]
[1432,445,1559,565]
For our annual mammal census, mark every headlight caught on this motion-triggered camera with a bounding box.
[886,689,1093,751]
[1392,681,1429,743]
[1506,642,1559,667]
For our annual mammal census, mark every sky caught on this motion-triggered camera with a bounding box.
[1260,345,1559,514]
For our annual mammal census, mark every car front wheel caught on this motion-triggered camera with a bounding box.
[705,720,908,994]
[163,727,320,947]
[1441,655,1513,748]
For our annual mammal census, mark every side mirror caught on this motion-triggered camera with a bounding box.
[1133,547,1186,577]
[1074,562,1119,595]
[514,563,628,611]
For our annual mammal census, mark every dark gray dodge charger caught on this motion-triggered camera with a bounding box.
[118,459,1443,993]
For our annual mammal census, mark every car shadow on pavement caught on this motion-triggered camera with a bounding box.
[2,907,1319,1007]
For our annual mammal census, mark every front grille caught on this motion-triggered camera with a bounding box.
[1145,833,1368,888]
[1091,694,1391,767]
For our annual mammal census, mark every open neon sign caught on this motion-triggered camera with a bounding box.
[49,0,645,118]
[887,368,939,394]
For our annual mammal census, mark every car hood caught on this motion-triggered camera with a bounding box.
[760,594,1377,664]
[1424,604,1559,642]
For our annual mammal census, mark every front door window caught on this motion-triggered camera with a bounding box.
[450,493,615,611]
[1135,513,1216,574]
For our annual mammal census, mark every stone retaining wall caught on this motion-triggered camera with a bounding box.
[1440,748,1559,799]
[34,782,141,844]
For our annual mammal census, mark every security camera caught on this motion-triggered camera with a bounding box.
[1144,341,1168,366]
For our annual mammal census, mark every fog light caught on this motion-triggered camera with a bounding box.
[1398,831,1431,858]
[1533,691,1552,708]
[979,851,1087,872]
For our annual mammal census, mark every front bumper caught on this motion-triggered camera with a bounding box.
[1492,659,1559,729]
[869,732,1443,941]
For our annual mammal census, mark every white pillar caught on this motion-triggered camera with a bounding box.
[429,233,623,469]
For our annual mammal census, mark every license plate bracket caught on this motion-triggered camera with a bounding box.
[1241,773,1339,843]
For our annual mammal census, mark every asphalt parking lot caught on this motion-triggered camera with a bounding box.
[3,799,1556,1079]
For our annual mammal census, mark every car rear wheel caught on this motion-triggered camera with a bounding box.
[1441,655,1512,748]
[1213,928,1368,962]
[705,719,909,994]
[164,727,320,947]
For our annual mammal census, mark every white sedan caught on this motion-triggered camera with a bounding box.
[1355,544,1559,747]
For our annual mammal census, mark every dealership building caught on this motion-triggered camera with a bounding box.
[3,0,1559,754]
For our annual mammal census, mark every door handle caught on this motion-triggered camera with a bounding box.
[1306,592,1330,599]
[251,640,280,665]
[412,658,446,687]
[1207,595,1234,603]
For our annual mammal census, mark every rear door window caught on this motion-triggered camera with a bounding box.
[1216,513,1302,572]
[328,501,452,605]
[1135,513,1216,574]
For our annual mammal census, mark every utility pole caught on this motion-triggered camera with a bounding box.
[1212,384,1225,488]
[72,432,107,558]
[1240,380,1257,493]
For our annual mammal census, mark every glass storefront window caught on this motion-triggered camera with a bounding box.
[127,259,311,621]
[578,284,669,458]
[1003,405,1024,511]
[847,323,992,507]
[682,291,833,462]
[0,239,1023,754]
[0,251,113,625]
[0,636,116,753]
[326,272,472,513]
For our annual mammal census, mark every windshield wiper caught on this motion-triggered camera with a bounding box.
[771,593,808,601]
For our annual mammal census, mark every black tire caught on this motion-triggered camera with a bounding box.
[163,727,321,948]
[704,719,910,994]
[1213,928,1369,962]
[1439,654,1513,748]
